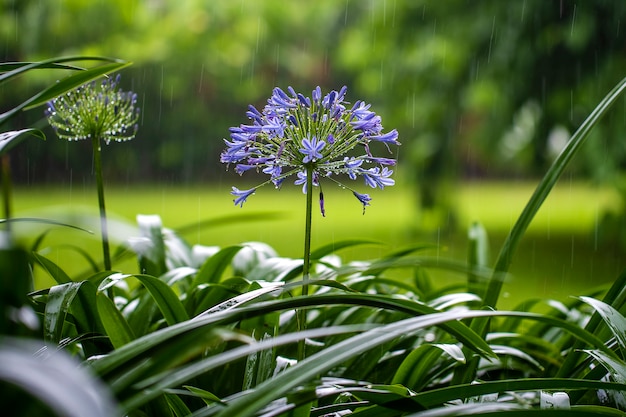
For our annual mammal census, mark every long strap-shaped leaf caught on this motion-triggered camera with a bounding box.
[210,309,621,417]
[0,129,45,156]
[133,274,189,325]
[0,60,131,126]
[412,377,626,409]
[0,56,120,84]
[483,76,626,308]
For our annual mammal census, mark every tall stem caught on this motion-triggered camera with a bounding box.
[302,164,314,295]
[298,164,314,361]
[92,136,111,271]
[1,155,12,234]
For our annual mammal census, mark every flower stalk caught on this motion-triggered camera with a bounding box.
[46,74,139,274]
[92,136,111,270]
[1,155,12,233]
[221,85,400,361]
[297,163,314,360]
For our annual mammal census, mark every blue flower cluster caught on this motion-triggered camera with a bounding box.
[221,86,400,214]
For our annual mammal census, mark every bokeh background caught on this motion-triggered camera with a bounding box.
[2,0,626,303]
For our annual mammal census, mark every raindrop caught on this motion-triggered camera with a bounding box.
[570,4,577,37]
[487,16,495,64]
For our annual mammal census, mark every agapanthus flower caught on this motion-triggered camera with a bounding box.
[221,85,400,214]
[45,74,140,144]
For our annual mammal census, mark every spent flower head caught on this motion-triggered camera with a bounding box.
[221,85,400,214]
[45,74,140,144]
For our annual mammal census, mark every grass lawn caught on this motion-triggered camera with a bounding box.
[10,179,625,308]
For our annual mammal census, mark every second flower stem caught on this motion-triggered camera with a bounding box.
[92,136,112,272]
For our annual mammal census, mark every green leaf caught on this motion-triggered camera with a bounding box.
[558,269,626,381]
[352,384,417,406]
[413,378,626,409]
[120,325,370,411]
[24,61,132,109]
[195,282,284,317]
[578,296,626,356]
[174,211,284,235]
[134,274,189,325]
[211,310,492,417]
[188,277,249,317]
[44,282,82,343]
[133,214,168,277]
[582,349,626,383]
[392,344,452,391]
[96,292,136,348]
[467,221,489,298]
[0,55,123,84]
[309,239,381,260]
[245,257,303,282]
[164,392,192,417]
[361,245,440,277]
[42,280,105,354]
[0,129,45,156]
[1,217,93,235]
[1,60,131,126]
[182,385,226,406]
[194,245,243,285]
[31,252,72,284]
[65,280,107,343]
[0,337,119,417]
[485,75,626,308]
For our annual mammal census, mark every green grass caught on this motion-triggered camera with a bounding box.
[11,179,624,308]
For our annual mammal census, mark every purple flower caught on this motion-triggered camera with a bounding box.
[368,157,397,166]
[370,129,400,146]
[300,136,326,163]
[294,170,320,193]
[221,85,400,213]
[231,187,256,207]
[363,167,395,189]
[352,191,372,213]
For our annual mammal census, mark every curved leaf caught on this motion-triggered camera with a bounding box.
[0,337,119,417]
[578,296,626,356]
[44,282,82,343]
[97,292,135,348]
[245,257,303,282]
[413,378,626,410]
[1,61,131,125]
[309,239,381,260]
[0,217,93,234]
[582,349,626,383]
[485,75,626,308]
[31,252,72,284]
[0,55,122,84]
[134,274,189,325]
[0,129,45,156]
[194,245,243,285]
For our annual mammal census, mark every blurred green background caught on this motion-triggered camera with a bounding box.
[2,0,626,302]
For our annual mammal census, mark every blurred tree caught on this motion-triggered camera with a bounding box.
[333,0,626,215]
[2,0,626,224]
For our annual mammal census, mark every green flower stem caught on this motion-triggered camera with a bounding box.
[1,155,12,232]
[92,136,112,272]
[303,164,314,296]
[298,164,314,361]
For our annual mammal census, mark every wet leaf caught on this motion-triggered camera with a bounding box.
[0,128,45,156]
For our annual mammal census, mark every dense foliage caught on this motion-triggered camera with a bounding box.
[3,1,626,194]
[1,57,626,416]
